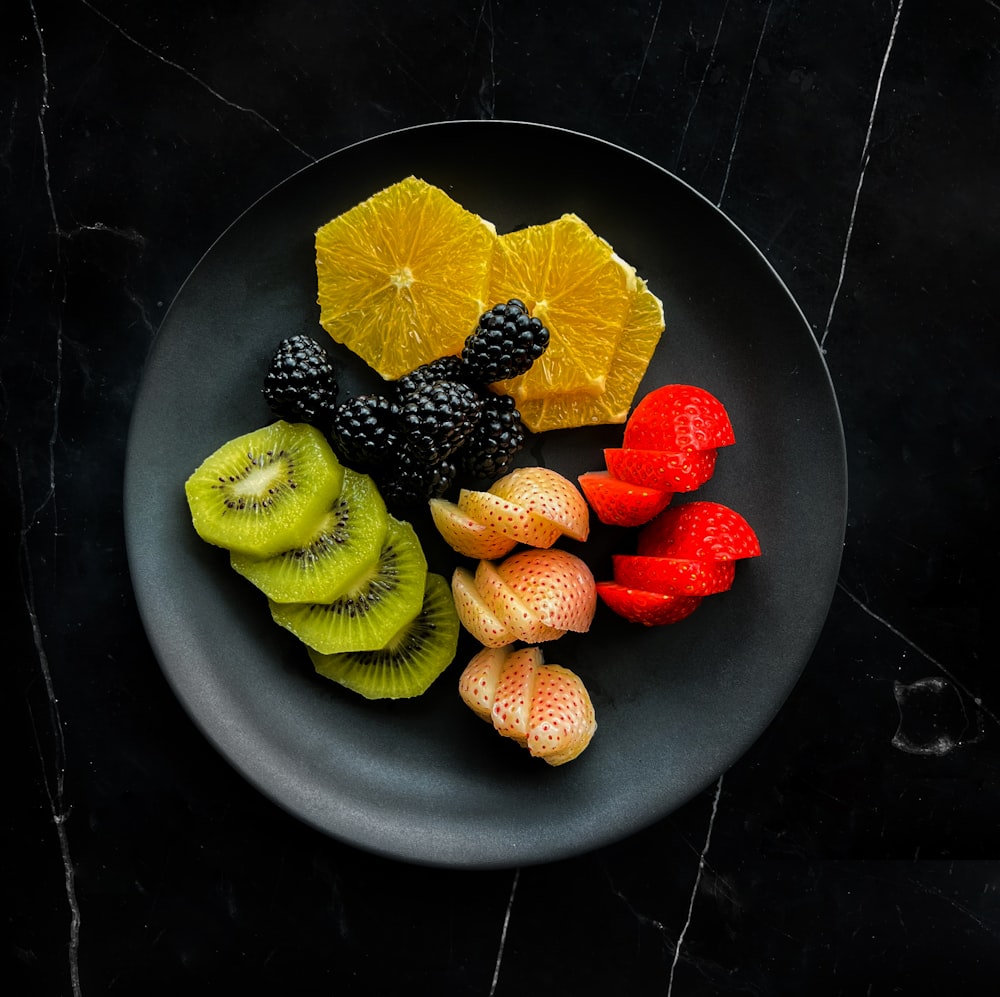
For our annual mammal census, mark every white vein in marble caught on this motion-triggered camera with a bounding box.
[489,867,519,995]
[821,0,905,348]
[667,774,724,996]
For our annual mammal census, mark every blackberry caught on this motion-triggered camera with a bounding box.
[377,441,458,511]
[329,393,399,469]
[397,379,483,463]
[393,355,467,398]
[456,391,528,481]
[461,299,550,385]
[262,335,339,423]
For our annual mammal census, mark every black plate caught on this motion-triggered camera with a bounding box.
[124,121,846,868]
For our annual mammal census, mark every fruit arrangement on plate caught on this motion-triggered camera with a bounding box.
[182,176,760,767]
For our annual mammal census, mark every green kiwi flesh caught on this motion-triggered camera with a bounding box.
[229,467,389,604]
[308,573,459,699]
[269,516,428,654]
[184,421,344,557]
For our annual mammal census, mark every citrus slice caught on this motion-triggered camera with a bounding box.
[315,176,497,380]
[516,276,665,432]
[488,213,637,403]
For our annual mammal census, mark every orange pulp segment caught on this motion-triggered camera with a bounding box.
[488,213,637,403]
[516,276,665,432]
[315,176,497,380]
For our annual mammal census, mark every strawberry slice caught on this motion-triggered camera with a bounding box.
[473,559,566,644]
[458,645,508,722]
[638,501,761,561]
[491,646,543,744]
[488,467,590,542]
[495,549,597,634]
[458,647,597,766]
[595,582,703,626]
[526,664,597,766]
[623,383,735,451]
[429,497,517,560]
[611,554,736,596]
[577,470,673,527]
[458,488,562,548]
[451,567,517,647]
[604,447,717,492]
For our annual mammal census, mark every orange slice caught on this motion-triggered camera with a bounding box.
[488,213,637,403]
[315,176,497,380]
[516,276,665,432]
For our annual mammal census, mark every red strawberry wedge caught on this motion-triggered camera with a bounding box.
[577,470,673,527]
[638,501,761,561]
[604,447,717,492]
[596,582,703,626]
[624,383,735,451]
[611,554,736,596]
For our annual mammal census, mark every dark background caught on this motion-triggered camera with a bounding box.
[5,1,998,993]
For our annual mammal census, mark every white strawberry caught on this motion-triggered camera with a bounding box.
[495,548,597,633]
[473,560,567,643]
[490,646,543,743]
[458,488,563,548]
[456,646,597,765]
[451,567,517,647]
[526,664,597,766]
[488,467,590,542]
[458,645,508,722]
[429,497,517,560]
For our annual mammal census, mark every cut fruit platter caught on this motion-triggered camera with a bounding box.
[183,175,761,767]
[124,121,846,868]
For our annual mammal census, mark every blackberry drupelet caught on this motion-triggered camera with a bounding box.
[461,299,550,385]
[377,442,458,511]
[456,391,528,481]
[397,379,483,462]
[329,393,399,469]
[262,335,340,423]
[393,355,467,398]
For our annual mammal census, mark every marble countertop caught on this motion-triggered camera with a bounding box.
[6,1,998,993]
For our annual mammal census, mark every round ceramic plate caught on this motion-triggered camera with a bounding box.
[125,121,846,868]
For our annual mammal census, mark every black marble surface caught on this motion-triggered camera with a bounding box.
[6,1,999,993]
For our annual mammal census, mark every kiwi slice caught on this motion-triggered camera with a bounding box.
[269,516,428,654]
[229,467,389,604]
[184,421,345,557]
[308,573,460,699]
